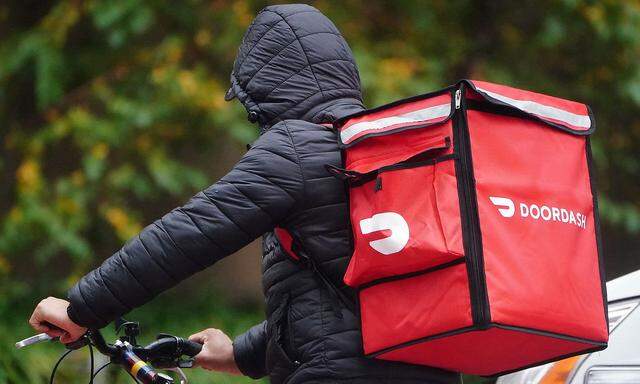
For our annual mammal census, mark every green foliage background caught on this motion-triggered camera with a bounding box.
[1,1,639,383]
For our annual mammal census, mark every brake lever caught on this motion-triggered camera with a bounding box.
[176,358,195,369]
[15,332,89,350]
[15,333,55,348]
[149,356,195,369]
[164,368,188,384]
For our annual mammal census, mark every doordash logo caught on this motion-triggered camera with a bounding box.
[489,196,587,229]
[489,196,515,217]
[359,212,409,255]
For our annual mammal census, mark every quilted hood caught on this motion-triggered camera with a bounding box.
[226,4,364,131]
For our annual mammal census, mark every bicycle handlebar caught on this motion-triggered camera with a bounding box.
[86,328,202,383]
[142,335,203,368]
[18,323,202,384]
[86,329,118,355]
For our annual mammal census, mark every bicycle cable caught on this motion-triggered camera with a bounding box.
[49,339,99,384]
[49,349,73,384]
[91,361,111,381]
[88,343,95,384]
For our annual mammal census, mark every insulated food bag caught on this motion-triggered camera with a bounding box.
[332,80,608,376]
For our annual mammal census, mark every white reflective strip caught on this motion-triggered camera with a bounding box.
[340,103,451,144]
[475,87,591,129]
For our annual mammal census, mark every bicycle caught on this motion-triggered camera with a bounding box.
[16,318,202,384]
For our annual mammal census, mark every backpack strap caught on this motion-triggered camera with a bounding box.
[273,227,299,261]
[273,227,355,315]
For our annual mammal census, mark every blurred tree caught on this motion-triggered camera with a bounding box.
[1,0,639,383]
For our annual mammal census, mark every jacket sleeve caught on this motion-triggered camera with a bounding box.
[233,320,268,379]
[67,123,304,329]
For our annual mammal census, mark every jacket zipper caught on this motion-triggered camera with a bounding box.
[285,304,301,366]
[454,87,490,327]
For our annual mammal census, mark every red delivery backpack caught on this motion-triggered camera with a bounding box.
[329,80,609,376]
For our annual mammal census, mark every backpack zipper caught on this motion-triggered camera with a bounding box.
[454,87,490,327]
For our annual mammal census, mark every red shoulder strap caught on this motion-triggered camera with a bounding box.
[274,227,300,261]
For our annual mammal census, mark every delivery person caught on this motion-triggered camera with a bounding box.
[29,4,459,383]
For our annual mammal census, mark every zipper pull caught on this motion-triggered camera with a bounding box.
[455,89,462,110]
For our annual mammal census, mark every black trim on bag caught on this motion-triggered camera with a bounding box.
[354,153,457,188]
[366,325,477,358]
[466,99,596,137]
[586,136,609,332]
[364,322,607,377]
[333,81,596,149]
[334,80,603,376]
[492,323,606,345]
[334,86,455,128]
[377,140,453,171]
[382,153,457,171]
[453,85,491,328]
[326,152,456,188]
[334,87,456,148]
[467,99,540,121]
[463,90,607,333]
[358,257,465,292]
[365,322,607,358]
[461,79,596,136]
[485,344,605,379]
[338,116,454,149]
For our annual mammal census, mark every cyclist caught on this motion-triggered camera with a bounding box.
[29,4,459,383]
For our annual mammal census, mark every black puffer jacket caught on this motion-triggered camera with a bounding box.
[67,4,459,384]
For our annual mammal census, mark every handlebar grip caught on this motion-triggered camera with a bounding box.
[179,338,202,357]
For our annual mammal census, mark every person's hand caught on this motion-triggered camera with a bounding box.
[29,297,87,343]
[189,328,241,375]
